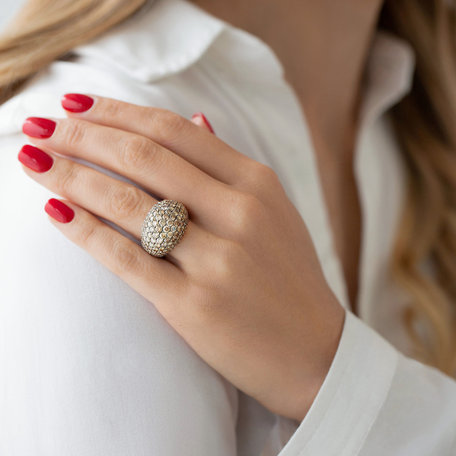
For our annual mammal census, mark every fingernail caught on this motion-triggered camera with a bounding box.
[61,93,94,113]
[22,117,56,138]
[18,144,53,173]
[45,198,75,223]
[191,112,215,134]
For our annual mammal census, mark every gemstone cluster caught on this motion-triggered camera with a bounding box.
[140,199,189,257]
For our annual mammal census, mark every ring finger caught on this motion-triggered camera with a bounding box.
[17,144,210,271]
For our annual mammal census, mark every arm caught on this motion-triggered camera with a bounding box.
[277,309,456,456]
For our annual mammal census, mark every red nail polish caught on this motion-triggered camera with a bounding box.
[45,198,75,223]
[192,112,215,134]
[18,144,53,173]
[22,117,56,138]
[61,93,94,113]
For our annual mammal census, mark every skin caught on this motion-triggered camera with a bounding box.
[18,0,384,421]
[191,0,385,313]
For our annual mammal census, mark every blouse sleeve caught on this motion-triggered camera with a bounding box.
[277,308,456,456]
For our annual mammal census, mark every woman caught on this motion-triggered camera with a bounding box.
[0,0,455,454]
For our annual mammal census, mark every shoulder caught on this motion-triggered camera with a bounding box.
[0,0,229,136]
[0,0,307,209]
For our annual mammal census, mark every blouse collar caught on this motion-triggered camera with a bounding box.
[72,0,416,119]
[0,0,416,137]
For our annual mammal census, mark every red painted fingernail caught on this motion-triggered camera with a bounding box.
[45,198,75,223]
[22,117,56,138]
[61,93,94,113]
[191,112,215,134]
[18,144,53,173]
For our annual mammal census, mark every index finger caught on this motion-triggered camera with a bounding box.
[61,93,253,185]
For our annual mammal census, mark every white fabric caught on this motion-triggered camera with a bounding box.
[1,0,455,454]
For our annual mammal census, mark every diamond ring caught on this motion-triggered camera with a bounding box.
[140,199,189,257]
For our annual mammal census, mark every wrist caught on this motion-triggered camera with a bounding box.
[288,302,346,422]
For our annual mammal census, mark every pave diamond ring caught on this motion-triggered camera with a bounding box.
[140,199,189,257]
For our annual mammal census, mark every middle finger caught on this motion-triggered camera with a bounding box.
[17,144,210,271]
[22,116,230,229]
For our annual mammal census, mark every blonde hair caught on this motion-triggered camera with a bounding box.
[1,0,455,376]
[0,0,150,103]
[380,1,456,376]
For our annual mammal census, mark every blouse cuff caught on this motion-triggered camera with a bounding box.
[277,308,399,456]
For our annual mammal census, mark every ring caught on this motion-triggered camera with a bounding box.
[140,199,189,257]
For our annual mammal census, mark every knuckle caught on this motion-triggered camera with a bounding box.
[99,98,150,130]
[75,220,99,248]
[60,119,86,148]
[57,160,81,194]
[111,239,139,274]
[119,135,153,172]
[153,109,188,140]
[228,192,265,236]
[212,238,244,281]
[246,163,281,194]
[254,163,280,185]
[107,184,143,220]
[99,98,124,119]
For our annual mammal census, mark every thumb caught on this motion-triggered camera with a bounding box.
[191,112,215,134]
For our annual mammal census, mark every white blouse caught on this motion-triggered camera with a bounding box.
[1,0,455,454]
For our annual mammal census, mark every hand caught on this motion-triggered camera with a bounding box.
[18,93,345,421]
